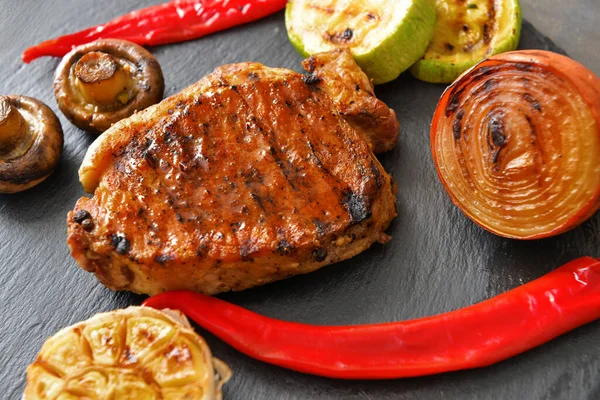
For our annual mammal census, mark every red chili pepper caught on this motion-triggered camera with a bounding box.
[22,0,287,63]
[143,257,600,379]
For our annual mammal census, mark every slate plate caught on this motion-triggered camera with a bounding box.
[1,1,599,399]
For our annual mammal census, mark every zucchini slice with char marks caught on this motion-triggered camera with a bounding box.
[411,0,522,83]
[286,0,436,84]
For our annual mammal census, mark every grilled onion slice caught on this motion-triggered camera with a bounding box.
[431,50,600,239]
[24,307,231,400]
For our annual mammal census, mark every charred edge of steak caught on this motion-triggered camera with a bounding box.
[312,247,328,262]
[155,254,175,265]
[73,210,95,231]
[276,228,296,255]
[110,234,131,255]
[73,210,91,223]
[303,73,322,87]
[341,190,371,224]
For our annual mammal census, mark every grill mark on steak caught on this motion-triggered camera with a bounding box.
[238,76,355,239]
[229,85,301,193]
[285,76,377,226]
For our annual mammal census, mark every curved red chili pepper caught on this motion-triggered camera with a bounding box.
[22,0,287,63]
[143,257,600,379]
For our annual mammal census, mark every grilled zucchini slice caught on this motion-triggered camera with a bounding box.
[410,0,522,83]
[285,0,436,84]
[24,307,231,400]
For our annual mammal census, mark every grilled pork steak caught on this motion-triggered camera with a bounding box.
[68,49,398,295]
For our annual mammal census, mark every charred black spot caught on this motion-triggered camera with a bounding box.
[313,219,327,237]
[342,28,353,40]
[248,72,260,81]
[82,219,94,231]
[276,238,294,255]
[143,137,154,150]
[230,85,238,92]
[197,244,209,256]
[453,109,464,140]
[489,115,506,147]
[276,228,295,255]
[328,28,354,44]
[478,66,492,76]
[303,73,322,86]
[445,43,455,51]
[176,214,183,223]
[312,247,328,262]
[239,240,254,259]
[155,254,174,265]
[251,192,266,211]
[142,151,157,169]
[342,191,371,224]
[73,210,91,224]
[446,94,461,116]
[514,62,533,71]
[522,93,542,111]
[483,24,491,44]
[110,234,131,255]
[355,84,360,91]
[487,114,507,164]
[304,57,316,73]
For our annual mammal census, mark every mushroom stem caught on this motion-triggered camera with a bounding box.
[74,51,131,106]
[0,96,26,155]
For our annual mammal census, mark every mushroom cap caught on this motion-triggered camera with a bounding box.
[54,39,164,134]
[0,95,63,194]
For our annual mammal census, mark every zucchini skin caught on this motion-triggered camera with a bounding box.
[285,0,437,84]
[410,0,523,84]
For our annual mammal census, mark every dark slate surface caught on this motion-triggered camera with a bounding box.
[1,1,599,399]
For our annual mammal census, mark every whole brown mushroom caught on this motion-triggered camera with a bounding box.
[0,95,63,193]
[54,39,164,134]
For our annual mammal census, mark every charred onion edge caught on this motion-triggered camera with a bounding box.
[0,96,63,193]
[430,50,600,239]
[54,39,164,134]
